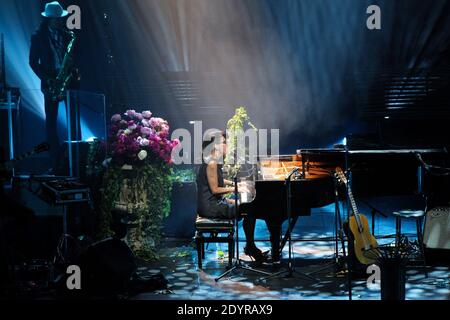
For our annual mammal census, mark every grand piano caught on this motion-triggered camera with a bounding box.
[239,147,447,262]
[239,152,342,262]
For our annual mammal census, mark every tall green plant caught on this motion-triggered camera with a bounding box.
[225,106,257,178]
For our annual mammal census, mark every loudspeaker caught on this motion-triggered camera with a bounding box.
[423,207,450,264]
[80,237,137,295]
[78,237,168,297]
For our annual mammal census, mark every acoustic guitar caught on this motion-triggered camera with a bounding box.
[335,167,379,265]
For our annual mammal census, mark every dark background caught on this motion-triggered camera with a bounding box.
[1,0,450,156]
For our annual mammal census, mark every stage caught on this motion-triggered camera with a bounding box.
[1,0,450,305]
[3,202,449,300]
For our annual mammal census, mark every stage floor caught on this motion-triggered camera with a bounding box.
[129,203,449,300]
[131,237,450,300]
[133,242,450,300]
[3,197,449,300]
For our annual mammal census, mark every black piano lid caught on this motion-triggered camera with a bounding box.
[294,148,447,154]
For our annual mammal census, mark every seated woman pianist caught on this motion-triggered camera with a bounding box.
[196,131,265,262]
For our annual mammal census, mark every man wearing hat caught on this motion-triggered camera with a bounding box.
[29,1,80,174]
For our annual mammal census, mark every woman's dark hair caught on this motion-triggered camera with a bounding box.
[202,130,226,150]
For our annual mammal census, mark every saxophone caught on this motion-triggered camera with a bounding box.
[48,30,76,102]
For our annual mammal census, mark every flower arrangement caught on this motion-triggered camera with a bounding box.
[108,109,179,166]
[99,109,178,260]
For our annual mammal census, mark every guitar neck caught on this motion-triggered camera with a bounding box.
[3,145,48,169]
[347,188,359,216]
[336,169,363,225]
[345,181,364,230]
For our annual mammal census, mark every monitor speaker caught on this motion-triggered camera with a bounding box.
[423,207,450,264]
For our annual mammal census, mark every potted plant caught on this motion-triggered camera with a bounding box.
[99,109,179,260]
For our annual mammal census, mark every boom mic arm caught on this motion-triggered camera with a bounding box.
[416,152,450,176]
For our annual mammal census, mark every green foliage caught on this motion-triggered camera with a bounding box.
[225,106,257,178]
[86,139,104,177]
[99,160,173,261]
[170,168,196,183]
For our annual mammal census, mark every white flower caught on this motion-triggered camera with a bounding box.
[139,138,149,146]
[124,129,132,135]
[138,150,148,161]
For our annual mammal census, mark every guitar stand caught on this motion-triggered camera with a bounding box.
[215,176,272,282]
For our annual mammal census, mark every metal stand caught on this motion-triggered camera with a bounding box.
[307,172,353,299]
[308,176,348,275]
[260,169,318,282]
[49,183,91,266]
[66,91,73,177]
[215,175,272,282]
[54,205,75,265]
[358,199,387,235]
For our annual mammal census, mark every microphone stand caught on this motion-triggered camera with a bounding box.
[308,172,351,282]
[260,167,318,282]
[215,172,271,282]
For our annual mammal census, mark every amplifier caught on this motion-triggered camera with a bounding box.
[423,207,450,250]
[41,179,90,205]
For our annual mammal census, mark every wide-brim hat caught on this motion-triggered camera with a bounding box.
[41,1,68,18]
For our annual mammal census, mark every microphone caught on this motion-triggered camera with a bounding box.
[285,167,300,181]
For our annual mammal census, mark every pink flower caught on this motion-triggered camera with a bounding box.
[150,117,165,129]
[140,127,152,137]
[111,114,121,122]
[108,109,176,165]
[151,134,161,144]
[158,123,170,138]
[119,120,128,128]
[139,138,149,147]
[142,111,152,119]
[163,143,172,152]
[124,109,136,118]
[172,139,180,147]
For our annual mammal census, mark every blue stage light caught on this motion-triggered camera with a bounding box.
[1,0,96,145]
[0,1,44,118]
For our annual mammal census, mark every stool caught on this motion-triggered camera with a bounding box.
[195,215,234,269]
[393,210,428,277]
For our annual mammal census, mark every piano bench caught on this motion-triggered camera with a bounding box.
[194,216,234,269]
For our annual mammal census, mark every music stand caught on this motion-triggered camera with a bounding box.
[215,174,272,282]
[260,168,318,282]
